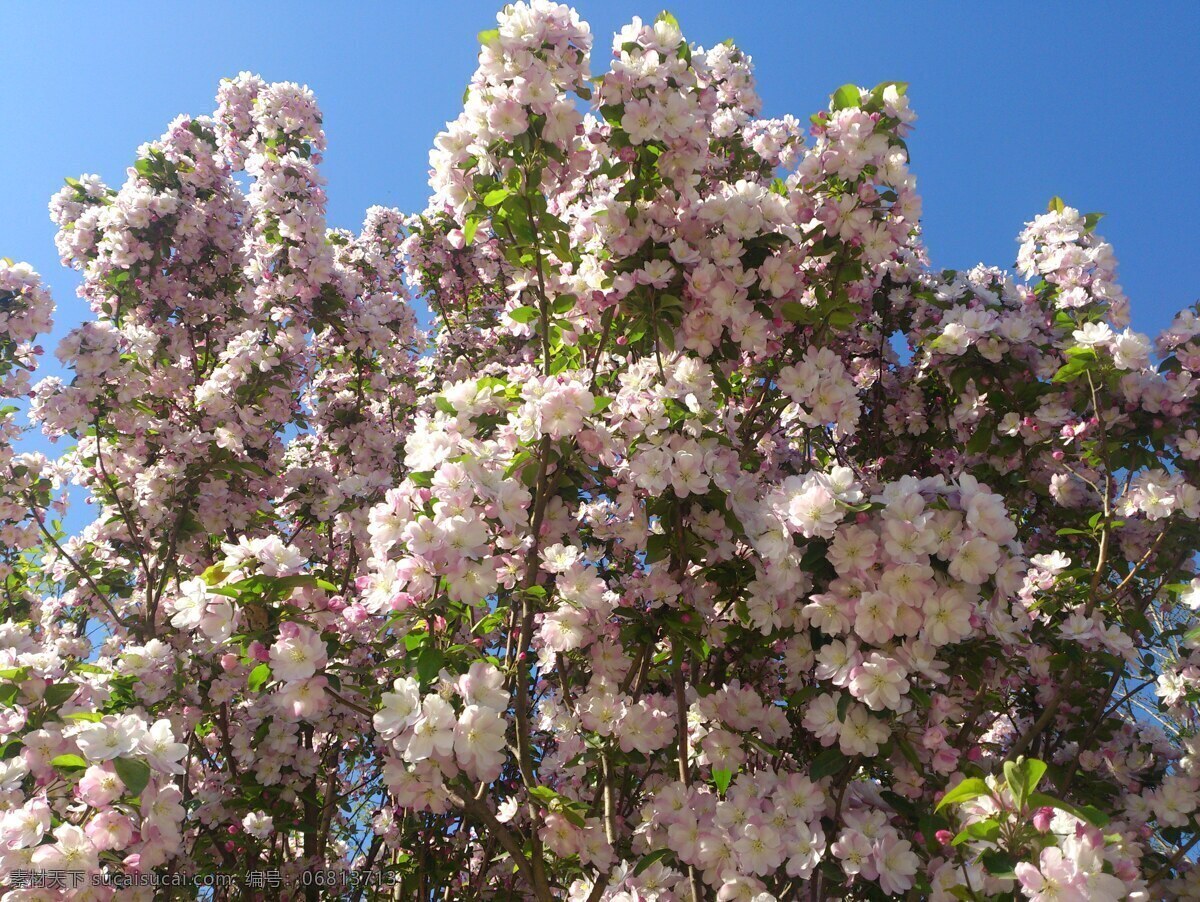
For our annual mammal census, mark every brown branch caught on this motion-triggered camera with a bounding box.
[448,790,551,902]
[26,494,131,630]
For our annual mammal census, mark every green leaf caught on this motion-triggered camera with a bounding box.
[809,746,848,780]
[403,630,428,652]
[655,11,680,28]
[981,850,1018,879]
[871,80,909,97]
[713,768,734,794]
[599,103,625,128]
[832,84,861,110]
[417,647,444,686]
[1051,356,1095,384]
[644,533,670,564]
[1002,759,1024,807]
[527,785,587,827]
[966,420,993,455]
[560,806,586,828]
[1074,803,1111,828]
[1027,791,1110,827]
[463,215,480,246]
[0,683,17,708]
[935,777,991,812]
[894,736,923,770]
[836,693,852,722]
[478,28,500,45]
[50,753,87,770]
[482,187,510,207]
[781,302,817,324]
[826,308,857,331]
[247,663,271,692]
[1083,212,1106,233]
[114,756,151,797]
[634,849,672,876]
[1185,622,1200,646]
[951,817,1000,846]
[1048,196,1065,214]
[504,450,533,480]
[917,813,948,851]
[43,682,78,709]
[1003,757,1047,810]
[435,397,457,415]
[787,686,820,708]
[508,305,539,324]
[472,611,506,635]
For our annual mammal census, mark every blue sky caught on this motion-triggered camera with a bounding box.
[1,1,1197,451]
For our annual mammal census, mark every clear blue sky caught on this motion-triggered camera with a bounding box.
[2,1,1197,389]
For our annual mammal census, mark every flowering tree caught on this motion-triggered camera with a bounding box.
[1,2,1198,899]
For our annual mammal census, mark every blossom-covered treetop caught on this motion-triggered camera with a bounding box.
[0,3,1196,899]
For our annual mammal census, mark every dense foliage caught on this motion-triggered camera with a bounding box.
[0,3,1197,899]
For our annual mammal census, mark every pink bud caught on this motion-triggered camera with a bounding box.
[1033,806,1054,832]
[277,621,301,641]
[935,829,954,846]
[220,654,239,672]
